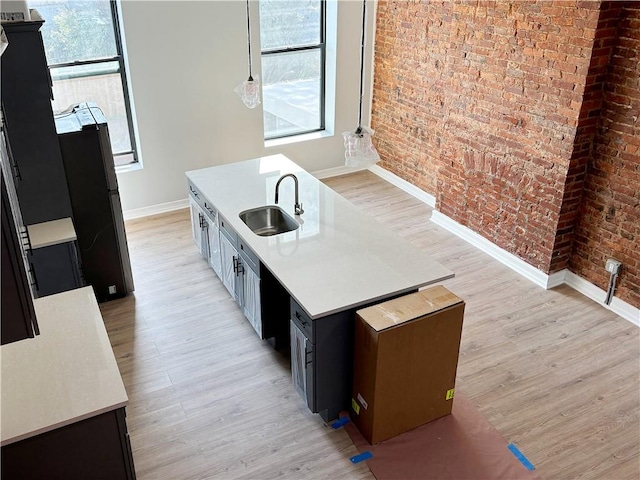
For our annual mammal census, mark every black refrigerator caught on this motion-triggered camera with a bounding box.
[54,103,134,302]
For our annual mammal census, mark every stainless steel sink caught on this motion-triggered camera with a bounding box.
[239,206,299,237]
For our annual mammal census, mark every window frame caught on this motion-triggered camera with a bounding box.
[40,0,139,167]
[260,0,326,141]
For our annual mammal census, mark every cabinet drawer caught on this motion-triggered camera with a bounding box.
[290,297,314,343]
[202,200,218,224]
[219,215,237,246]
[238,239,259,274]
[188,182,206,210]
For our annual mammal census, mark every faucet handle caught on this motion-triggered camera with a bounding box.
[295,203,304,216]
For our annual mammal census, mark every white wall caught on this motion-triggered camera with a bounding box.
[117,0,376,212]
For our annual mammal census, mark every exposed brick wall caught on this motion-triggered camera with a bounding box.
[571,3,640,307]
[550,2,625,273]
[372,0,640,308]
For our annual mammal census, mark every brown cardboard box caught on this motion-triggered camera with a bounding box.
[351,285,465,444]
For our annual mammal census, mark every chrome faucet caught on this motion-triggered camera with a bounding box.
[275,173,304,215]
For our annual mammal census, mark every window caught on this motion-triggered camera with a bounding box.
[30,0,139,167]
[259,0,325,140]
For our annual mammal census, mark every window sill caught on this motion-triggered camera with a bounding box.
[264,129,333,149]
[115,162,143,174]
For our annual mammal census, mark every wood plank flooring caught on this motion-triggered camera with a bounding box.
[100,171,639,480]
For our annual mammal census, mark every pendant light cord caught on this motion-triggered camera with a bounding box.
[246,0,253,81]
[355,0,367,135]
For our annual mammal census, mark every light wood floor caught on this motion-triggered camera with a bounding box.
[100,171,639,480]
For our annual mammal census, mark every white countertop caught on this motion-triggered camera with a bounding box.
[186,154,454,319]
[1,287,128,446]
[27,217,77,249]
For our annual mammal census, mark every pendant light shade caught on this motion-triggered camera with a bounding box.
[234,76,261,110]
[343,0,380,167]
[343,126,379,167]
[235,0,261,109]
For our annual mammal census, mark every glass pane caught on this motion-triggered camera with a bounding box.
[31,0,117,64]
[260,0,321,50]
[262,49,322,138]
[50,62,132,155]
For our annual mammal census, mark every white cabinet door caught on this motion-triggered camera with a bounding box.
[207,219,222,278]
[199,217,210,260]
[242,265,262,337]
[189,197,202,252]
[219,232,237,298]
[190,197,210,260]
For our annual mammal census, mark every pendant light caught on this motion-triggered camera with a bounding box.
[343,0,380,167]
[234,0,261,109]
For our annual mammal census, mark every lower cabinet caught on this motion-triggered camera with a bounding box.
[291,319,314,410]
[1,175,38,345]
[219,216,263,338]
[289,292,416,422]
[219,216,239,300]
[205,206,222,276]
[290,298,353,422]
[190,193,222,278]
[239,240,262,338]
[28,241,84,298]
[189,196,209,260]
[1,407,136,480]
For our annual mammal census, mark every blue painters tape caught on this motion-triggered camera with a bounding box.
[331,417,350,429]
[350,451,373,464]
[508,443,535,471]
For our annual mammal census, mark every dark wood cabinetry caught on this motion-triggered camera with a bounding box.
[1,173,37,345]
[290,298,354,422]
[28,240,84,297]
[1,15,73,225]
[1,407,136,480]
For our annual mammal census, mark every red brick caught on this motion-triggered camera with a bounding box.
[372,0,639,307]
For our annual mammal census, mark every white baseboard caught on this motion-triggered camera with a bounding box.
[123,198,188,221]
[564,271,639,326]
[368,165,436,207]
[546,270,567,288]
[430,210,553,289]
[430,210,639,326]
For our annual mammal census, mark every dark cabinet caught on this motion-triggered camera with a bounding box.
[28,240,84,298]
[290,298,353,422]
[1,173,37,345]
[1,13,73,225]
[1,407,136,480]
[289,291,417,422]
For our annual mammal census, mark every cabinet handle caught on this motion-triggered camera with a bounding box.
[20,226,32,252]
[2,121,22,181]
[233,256,238,274]
[295,311,308,327]
[236,257,244,276]
[29,263,40,292]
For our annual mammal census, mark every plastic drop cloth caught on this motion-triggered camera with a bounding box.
[343,127,380,167]
[234,76,261,109]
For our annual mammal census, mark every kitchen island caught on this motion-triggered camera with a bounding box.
[186,154,453,420]
[1,287,135,479]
